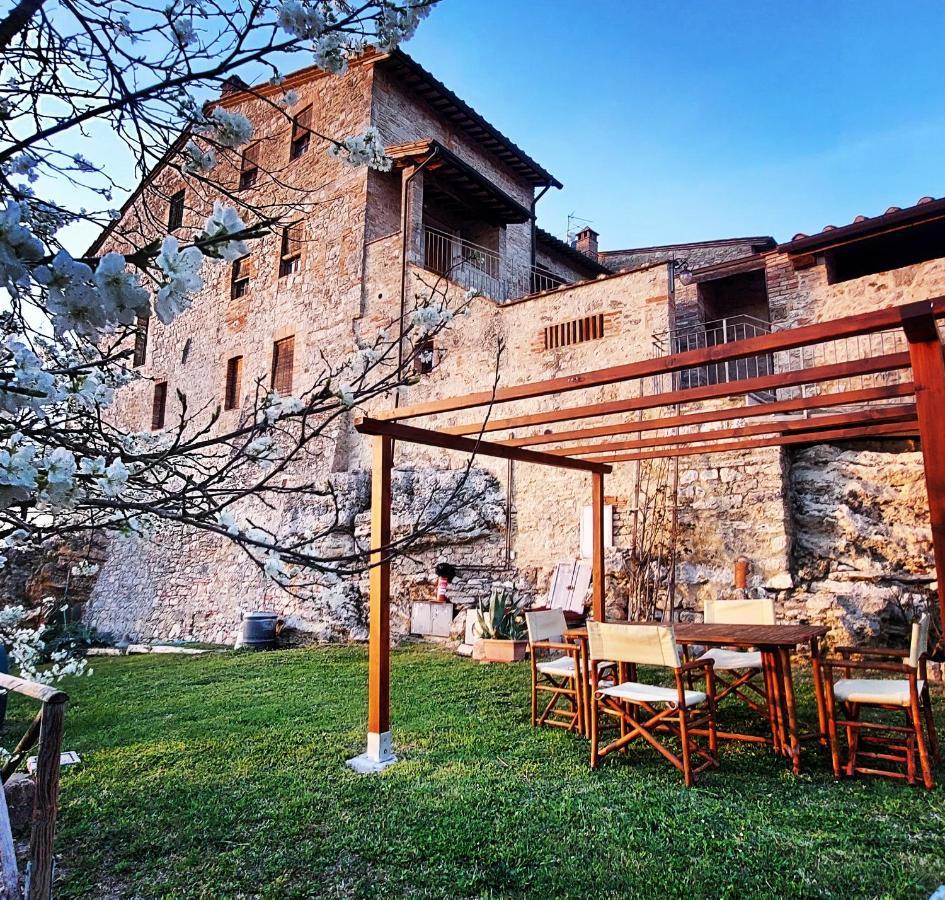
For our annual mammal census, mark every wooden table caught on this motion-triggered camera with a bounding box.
[566,622,829,774]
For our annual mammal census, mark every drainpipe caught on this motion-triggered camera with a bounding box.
[397,148,438,393]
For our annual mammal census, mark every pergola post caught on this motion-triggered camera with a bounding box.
[901,303,945,641]
[347,434,397,773]
[592,471,606,621]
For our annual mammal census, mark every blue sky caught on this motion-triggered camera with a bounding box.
[405,0,945,250]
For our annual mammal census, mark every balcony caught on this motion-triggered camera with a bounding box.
[653,314,775,393]
[422,226,568,303]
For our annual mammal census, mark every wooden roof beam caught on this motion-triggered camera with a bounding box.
[594,419,919,464]
[376,297,945,423]
[354,417,612,474]
[503,382,916,448]
[561,404,918,457]
[445,351,912,436]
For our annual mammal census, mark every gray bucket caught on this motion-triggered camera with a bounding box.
[240,611,280,650]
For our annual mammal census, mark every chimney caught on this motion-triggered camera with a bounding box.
[575,226,599,260]
[221,75,250,96]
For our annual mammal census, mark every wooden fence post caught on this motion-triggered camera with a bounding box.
[27,698,65,900]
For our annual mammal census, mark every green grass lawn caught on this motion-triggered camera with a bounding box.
[7,645,945,898]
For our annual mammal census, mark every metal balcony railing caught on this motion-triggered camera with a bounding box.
[653,314,775,392]
[422,225,569,302]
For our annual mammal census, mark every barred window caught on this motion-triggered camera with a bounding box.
[239,142,259,189]
[290,106,312,160]
[224,355,243,411]
[151,381,167,430]
[167,189,185,231]
[543,313,606,350]
[271,336,294,395]
[231,254,255,299]
[278,222,303,277]
[133,315,149,368]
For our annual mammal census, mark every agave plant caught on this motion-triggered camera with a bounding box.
[477,582,527,641]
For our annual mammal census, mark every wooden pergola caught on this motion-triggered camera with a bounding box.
[347,297,945,769]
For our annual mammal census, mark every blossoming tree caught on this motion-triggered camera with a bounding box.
[0,0,489,663]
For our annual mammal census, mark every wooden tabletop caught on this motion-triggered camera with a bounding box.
[567,621,828,649]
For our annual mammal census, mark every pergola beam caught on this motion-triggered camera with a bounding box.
[589,419,919,464]
[445,352,912,436]
[900,302,945,646]
[558,404,918,458]
[378,296,945,423]
[355,417,612,473]
[502,383,916,449]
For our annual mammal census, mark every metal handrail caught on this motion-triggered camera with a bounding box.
[421,225,570,302]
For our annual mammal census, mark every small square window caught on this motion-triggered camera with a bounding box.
[167,189,185,231]
[414,337,435,375]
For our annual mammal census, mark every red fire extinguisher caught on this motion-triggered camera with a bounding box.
[435,562,457,603]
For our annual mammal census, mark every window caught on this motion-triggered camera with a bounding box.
[151,381,167,430]
[133,315,149,368]
[290,106,312,160]
[239,143,259,190]
[271,336,294,395]
[167,189,185,231]
[278,222,303,277]
[231,254,254,299]
[825,218,945,284]
[544,313,606,350]
[414,337,435,375]
[224,355,243,410]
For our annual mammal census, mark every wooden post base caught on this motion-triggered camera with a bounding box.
[347,731,398,773]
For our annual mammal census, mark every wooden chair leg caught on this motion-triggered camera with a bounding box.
[922,685,941,763]
[530,656,538,728]
[589,690,600,770]
[679,707,693,787]
[910,690,935,790]
[845,702,861,777]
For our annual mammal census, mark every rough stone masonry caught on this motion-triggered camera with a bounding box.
[58,50,942,651]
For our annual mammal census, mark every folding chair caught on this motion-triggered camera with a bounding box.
[587,621,719,786]
[823,613,941,789]
[525,609,586,733]
[694,598,775,718]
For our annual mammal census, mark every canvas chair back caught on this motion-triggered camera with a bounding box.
[525,609,566,645]
[587,621,681,669]
[908,613,931,668]
[704,597,775,626]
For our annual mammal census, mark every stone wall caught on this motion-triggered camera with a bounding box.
[780,441,935,644]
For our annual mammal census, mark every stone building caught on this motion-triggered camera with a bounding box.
[82,50,944,649]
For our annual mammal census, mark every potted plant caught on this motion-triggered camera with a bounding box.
[473,583,528,663]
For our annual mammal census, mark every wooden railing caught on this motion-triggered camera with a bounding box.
[0,673,68,900]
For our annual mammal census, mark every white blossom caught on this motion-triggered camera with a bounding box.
[410,303,454,337]
[258,392,304,425]
[182,140,216,174]
[215,509,241,535]
[375,2,432,52]
[93,252,151,326]
[328,127,392,171]
[337,382,355,407]
[35,250,100,337]
[200,202,248,261]
[155,235,204,323]
[277,0,325,39]
[172,16,197,46]
[71,560,100,577]
[0,201,44,293]
[262,550,289,583]
[203,107,253,149]
[41,447,77,506]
